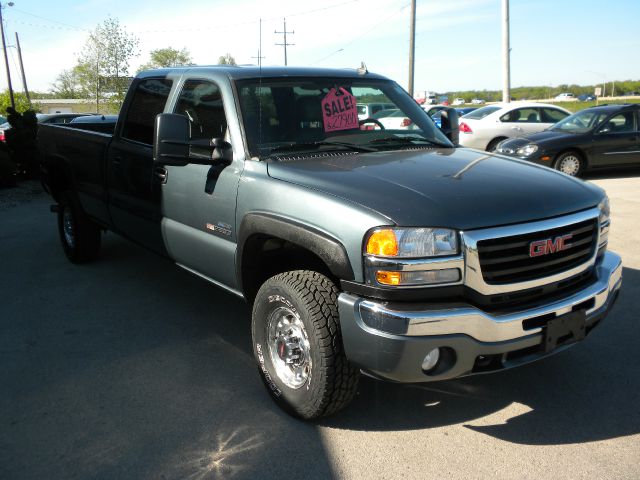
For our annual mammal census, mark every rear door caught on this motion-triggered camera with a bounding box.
[590,110,640,166]
[107,77,174,255]
[499,107,553,136]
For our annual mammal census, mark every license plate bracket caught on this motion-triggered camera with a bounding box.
[544,310,587,353]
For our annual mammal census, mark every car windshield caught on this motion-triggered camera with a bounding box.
[462,105,501,119]
[236,77,452,158]
[551,109,610,133]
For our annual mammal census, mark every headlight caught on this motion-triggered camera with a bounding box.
[598,196,610,249]
[364,227,462,287]
[366,227,458,258]
[515,144,538,157]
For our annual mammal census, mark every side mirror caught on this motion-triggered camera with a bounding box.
[439,107,459,145]
[153,113,190,166]
[153,113,233,166]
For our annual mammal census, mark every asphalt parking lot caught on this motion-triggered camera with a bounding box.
[1,171,639,480]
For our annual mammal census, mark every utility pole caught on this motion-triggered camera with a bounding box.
[251,18,265,67]
[275,18,294,66]
[15,32,29,104]
[0,2,15,109]
[502,0,511,103]
[408,0,416,96]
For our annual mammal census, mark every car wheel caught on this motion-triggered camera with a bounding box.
[554,151,584,177]
[252,270,359,419]
[486,137,506,152]
[57,190,101,263]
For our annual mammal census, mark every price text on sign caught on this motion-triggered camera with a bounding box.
[321,87,359,133]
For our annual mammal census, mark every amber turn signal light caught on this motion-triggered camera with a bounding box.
[376,271,401,286]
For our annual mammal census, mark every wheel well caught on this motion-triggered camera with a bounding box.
[486,137,507,151]
[241,234,336,305]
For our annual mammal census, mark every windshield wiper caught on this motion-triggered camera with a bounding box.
[268,141,376,155]
[366,136,448,148]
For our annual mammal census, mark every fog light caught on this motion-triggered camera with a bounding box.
[421,348,440,372]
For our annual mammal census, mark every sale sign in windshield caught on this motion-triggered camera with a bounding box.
[321,87,359,133]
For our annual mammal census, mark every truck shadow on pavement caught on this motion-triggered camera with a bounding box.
[1,215,337,480]
[325,266,639,445]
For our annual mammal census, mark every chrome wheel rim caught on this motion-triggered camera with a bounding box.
[558,155,580,176]
[62,207,75,248]
[267,306,311,389]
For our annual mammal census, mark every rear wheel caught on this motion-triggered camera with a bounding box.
[251,270,359,419]
[554,151,584,177]
[57,190,101,263]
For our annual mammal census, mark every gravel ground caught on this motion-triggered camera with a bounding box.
[0,180,46,211]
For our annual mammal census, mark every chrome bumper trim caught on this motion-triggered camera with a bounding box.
[341,251,621,344]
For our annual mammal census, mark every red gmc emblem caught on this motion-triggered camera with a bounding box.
[529,234,573,257]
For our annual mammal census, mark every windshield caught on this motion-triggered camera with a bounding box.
[462,105,501,120]
[551,109,610,133]
[236,77,452,158]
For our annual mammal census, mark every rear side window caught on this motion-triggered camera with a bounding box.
[464,106,500,120]
[121,78,173,145]
[541,108,569,123]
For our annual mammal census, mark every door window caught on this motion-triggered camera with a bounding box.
[121,78,173,145]
[500,108,540,123]
[598,111,637,134]
[174,79,228,140]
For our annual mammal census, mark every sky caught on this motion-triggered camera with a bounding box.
[2,0,639,95]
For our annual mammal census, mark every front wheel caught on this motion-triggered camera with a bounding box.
[252,270,359,419]
[554,151,584,177]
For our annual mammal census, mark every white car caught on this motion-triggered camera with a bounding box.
[471,98,485,104]
[555,93,575,101]
[371,109,415,129]
[452,98,465,106]
[458,102,571,151]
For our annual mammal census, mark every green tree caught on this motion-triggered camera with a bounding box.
[0,90,40,115]
[217,53,236,65]
[76,17,140,113]
[137,47,194,72]
[50,66,84,98]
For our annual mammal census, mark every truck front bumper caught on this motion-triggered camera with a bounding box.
[338,251,622,383]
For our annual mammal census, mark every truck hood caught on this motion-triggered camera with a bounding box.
[266,148,604,230]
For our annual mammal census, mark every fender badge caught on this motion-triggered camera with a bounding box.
[206,222,232,237]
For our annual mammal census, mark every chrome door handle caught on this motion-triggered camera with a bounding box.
[154,167,168,183]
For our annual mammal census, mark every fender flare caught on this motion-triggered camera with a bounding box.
[236,212,355,291]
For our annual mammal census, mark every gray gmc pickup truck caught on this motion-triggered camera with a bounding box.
[39,66,622,419]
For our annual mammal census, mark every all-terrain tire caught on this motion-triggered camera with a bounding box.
[251,270,359,419]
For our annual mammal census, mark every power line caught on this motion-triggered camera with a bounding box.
[313,2,410,65]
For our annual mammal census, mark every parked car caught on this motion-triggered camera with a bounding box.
[431,108,477,128]
[0,112,92,142]
[578,94,596,102]
[69,114,119,134]
[357,102,395,121]
[471,98,485,104]
[452,98,465,106]
[555,93,575,101]
[458,102,571,151]
[495,103,640,176]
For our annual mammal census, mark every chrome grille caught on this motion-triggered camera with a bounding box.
[476,218,598,285]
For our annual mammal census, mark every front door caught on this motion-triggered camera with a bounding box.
[160,78,244,289]
[590,111,640,167]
